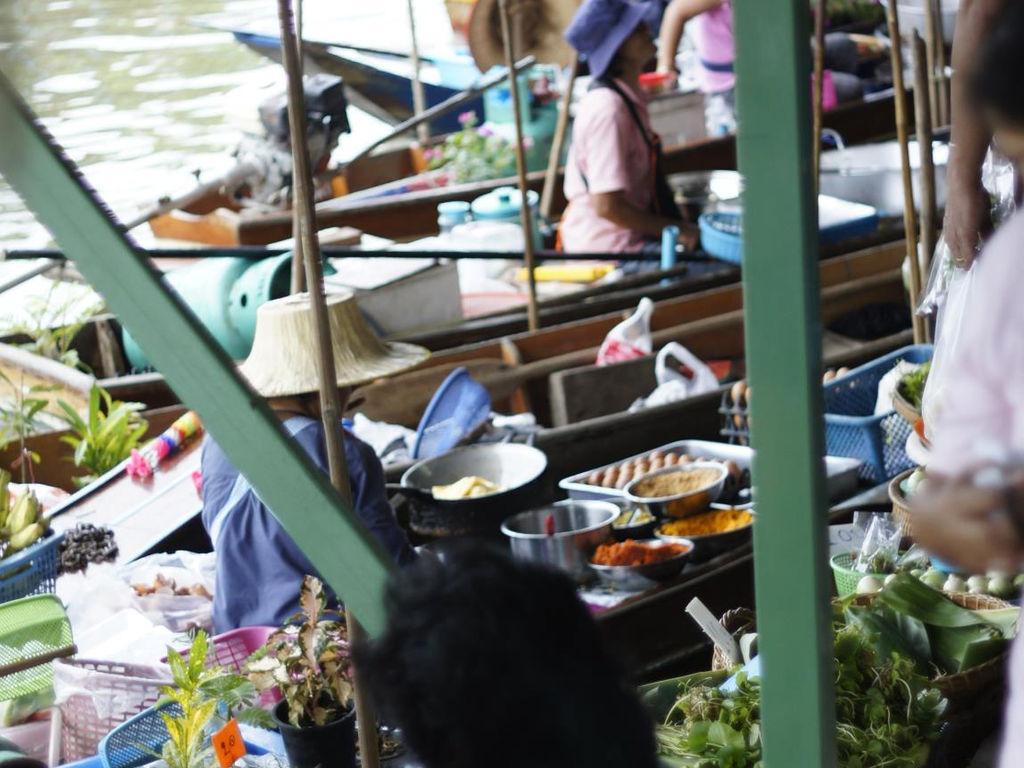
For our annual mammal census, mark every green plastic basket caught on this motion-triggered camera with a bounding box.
[0,594,74,701]
[830,552,887,597]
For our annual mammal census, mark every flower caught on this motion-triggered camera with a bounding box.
[521,136,534,150]
[458,110,477,127]
[478,124,494,137]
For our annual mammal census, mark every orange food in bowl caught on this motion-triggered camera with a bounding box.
[592,539,691,567]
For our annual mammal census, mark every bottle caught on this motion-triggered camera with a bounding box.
[437,201,472,235]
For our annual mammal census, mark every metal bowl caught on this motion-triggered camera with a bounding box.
[656,512,754,563]
[624,463,727,519]
[609,501,657,542]
[589,539,694,591]
[501,500,618,582]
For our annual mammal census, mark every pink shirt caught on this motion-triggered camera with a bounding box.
[927,208,1024,768]
[561,81,656,254]
[694,1,735,94]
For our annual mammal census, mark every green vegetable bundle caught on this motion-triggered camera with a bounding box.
[896,362,931,410]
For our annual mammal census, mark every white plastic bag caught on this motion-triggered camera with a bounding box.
[118,551,216,633]
[629,343,719,411]
[921,264,977,444]
[596,297,654,365]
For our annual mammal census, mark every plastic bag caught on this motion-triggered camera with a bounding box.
[629,342,719,411]
[919,148,1017,315]
[118,551,216,633]
[920,264,977,444]
[854,514,902,574]
[596,297,654,365]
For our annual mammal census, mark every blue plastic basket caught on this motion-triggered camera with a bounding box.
[823,345,933,483]
[698,200,880,266]
[0,530,63,604]
[411,367,492,460]
[100,703,267,768]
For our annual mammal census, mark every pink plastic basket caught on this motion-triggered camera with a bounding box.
[55,658,171,763]
[178,626,280,708]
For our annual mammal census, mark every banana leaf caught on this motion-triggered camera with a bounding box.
[878,575,997,628]
[844,603,931,674]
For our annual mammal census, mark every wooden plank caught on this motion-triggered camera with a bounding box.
[549,355,657,427]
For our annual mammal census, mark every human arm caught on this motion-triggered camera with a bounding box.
[592,191,700,248]
[347,438,417,566]
[656,0,724,73]
[943,0,1007,267]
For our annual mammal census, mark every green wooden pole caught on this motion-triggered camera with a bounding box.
[0,71,392,636]
[733,1,836,765]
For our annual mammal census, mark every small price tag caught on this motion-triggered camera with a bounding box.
[212,718,246,768]
[829,523,865,559]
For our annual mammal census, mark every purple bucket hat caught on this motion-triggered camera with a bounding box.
[564,0,657,81]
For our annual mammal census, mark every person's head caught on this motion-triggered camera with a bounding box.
[973,2,1024,169]
[355,545,659,768]
[565,0,658,81]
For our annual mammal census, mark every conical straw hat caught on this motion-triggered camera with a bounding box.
[239,291,430,398]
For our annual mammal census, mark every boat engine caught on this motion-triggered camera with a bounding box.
[234,73,350,208]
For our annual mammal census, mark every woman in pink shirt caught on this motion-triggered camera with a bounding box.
[910,6,1024,764]
[561,0,698,256]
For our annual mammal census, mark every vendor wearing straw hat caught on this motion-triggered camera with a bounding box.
[559,0,699,257]
[201,291,429,632]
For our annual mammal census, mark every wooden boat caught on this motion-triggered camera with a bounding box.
[148,92,908,246]
[0,239,908,432]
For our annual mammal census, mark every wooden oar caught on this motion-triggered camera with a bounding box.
[912,31,937,325]
[497,0,540,332]
[277,2,380,767]
[812,0,826,194]
[884,0,926,344]
[540,53,579,222]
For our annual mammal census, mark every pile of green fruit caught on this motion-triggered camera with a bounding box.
[0,471,49,558]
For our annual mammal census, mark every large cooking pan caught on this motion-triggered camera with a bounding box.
[394,443,548,538]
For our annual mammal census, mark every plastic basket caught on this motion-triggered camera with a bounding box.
[823,345,933,483]
[0,594,73,702]
[698,212,742,264]
[177,626,280,708]
[0,530,63,604]
[100,703,267,768]
[411,367,491,460]
[830,552,887,597]
[56,658,172,763]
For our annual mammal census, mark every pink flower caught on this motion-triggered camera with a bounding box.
[422,147,440,161]
[126,449,153,480]
[458,110,476,127]
[521,136,534,150]
[478,125,494,137]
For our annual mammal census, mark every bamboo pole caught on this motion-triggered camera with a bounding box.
[540,53,579,222]
[811,0,826,193]
[912,32,937,336]
[277,2,380,766]
[497,0,540,332]
[290,0,307,295]
[922,0,941,130]
[405,0,430,144]
[884,0,926,344]
[932,0,949,126]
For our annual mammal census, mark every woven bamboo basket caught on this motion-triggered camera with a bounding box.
[888,467,916,537]
[711,594,1013,717]
[892,388,922,429]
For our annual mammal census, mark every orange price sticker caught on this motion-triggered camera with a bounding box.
[212,718,246,768]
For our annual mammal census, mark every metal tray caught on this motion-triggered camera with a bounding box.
[559,439,861,503]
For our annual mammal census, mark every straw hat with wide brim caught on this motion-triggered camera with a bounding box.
[469,0,579,71]
[238,292,430,398]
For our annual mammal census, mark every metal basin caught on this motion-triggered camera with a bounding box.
[819,140,949,218]
[501,500,618,582]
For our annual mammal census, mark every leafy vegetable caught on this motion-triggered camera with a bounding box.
[897,362,931,410]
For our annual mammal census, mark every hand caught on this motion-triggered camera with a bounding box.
[942,179,992,269]
[911,472,1024,574]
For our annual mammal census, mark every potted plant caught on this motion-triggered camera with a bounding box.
[246,576,356,768]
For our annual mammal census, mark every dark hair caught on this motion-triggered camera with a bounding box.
[355,546,659,768]
[972,2,1024,127]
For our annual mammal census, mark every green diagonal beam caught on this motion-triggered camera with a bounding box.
[0,71,392,636]
[734,0,837,765]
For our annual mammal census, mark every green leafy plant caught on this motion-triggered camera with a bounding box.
[0,371,58,482]
[246,576,353,727]
[158,631,274,768]
[1,282,102,371]
[424,111,518,183]
[56,385,148,487]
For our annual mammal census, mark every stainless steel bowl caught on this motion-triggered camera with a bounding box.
[501,500,618,582]
[624,463,728,519]
[589,539,694,591]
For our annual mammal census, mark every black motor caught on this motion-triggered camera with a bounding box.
[258,73,350,160]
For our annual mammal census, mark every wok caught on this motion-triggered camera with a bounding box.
[394,443,548,538]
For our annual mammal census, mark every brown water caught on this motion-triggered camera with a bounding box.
[0,0,388,248]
